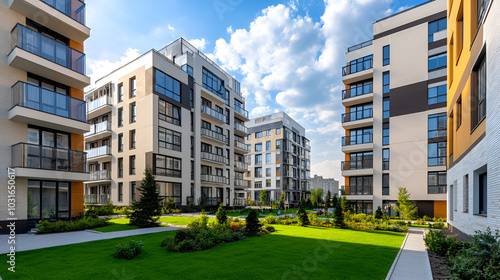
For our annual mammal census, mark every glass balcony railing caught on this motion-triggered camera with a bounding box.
[89,169,111,181]
[11,24,86,75]
[201,174,228,185]
[84,194,110,204]
[87,95,112,112]
[341,159,373,171]
[12,81,86,122]
[201,128,226,143]
[234,122,247,133]
[84,121,111,138]
[41,0,86,25]
[342,133,373,146]
[234,161,248,170]
[342,84,373,100]
[342,59,373,76]
[234,106,249,118]
[11,142,86,172]
[234,179,249,188]
[201,151,226,164]
[341,108,373,123]
[344,185,373,195]
[234,140,247,151]
[201,105,226,123]
[86,145,110,159]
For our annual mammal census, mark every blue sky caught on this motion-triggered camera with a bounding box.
[85,0,430,184]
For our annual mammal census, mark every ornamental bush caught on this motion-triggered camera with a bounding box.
[297,206,309,226]
[424,229,456,256]
[38,217,108,233]
[113,240,144,260]
[245,210,260,235]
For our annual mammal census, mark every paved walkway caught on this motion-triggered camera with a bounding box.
[387,227,432,280]
[0,226,178,253]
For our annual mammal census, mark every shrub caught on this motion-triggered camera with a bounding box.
[113,240,144,260]
[415,218,426,225]
[422,215,433,222]
[424,229,456,256]
[264,215,278,224]
[245,210,260,235]
[38,217,108,233]
[374,206,384,219]
[308,214,321,226]
[264,225,275,233]
[215,203,227,224]
[429,222,445,229]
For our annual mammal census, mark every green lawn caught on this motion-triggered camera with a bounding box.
[158,216,215,225]
[93,219,140,233]
[0,225,405,280]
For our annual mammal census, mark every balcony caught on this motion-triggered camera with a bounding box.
[341,109,373,129]
[200,128,226,144]
[84,194,110,205]
[341,159,374,176]
[201,174,228,185]
[234,179,249,188]
[86,95,112,119]
[9,81,89,134]
[204,197,223,206]
[86,170,111,182]
[234,161,248,171]
[342,59,373,84]
[8,24,89,88]
[201,151,226,165]
[344,185,373,195]
[234,122,247,135]
[11,142,88,181]
[342,86,373,107]
[233,198,247,206]
[341,133,373,153]
[234,106,249,120]
[347,40,372,52]
[234,140,248,153]
[84,121,112,142]
[201,105,226,123]
[86,145,111,160]
[9,0,90,41]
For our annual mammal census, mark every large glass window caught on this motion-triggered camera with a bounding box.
[118,133,123,152]
[347,127,373,145]
[383,71,390,93]
[266,153,271,164]
[118,83,123,102]
[383,45,390,66]
[348,55,373,74]
[27,180,70,220]
[154,68,181,102]
[428,142,447,166]
[181,64,193,77]
[159,99,181,126]
[130,77,136,97]
[428,18,447,43]
[255,131,262,138]
[129,155,136,175]
[118,107,123,127]
[27,180,41,219]
[428,84,447,105]
[383,98,390,119]
[159,127,181,151]
[202,67,227,99]
[157,182,182,204]
[428,53,447,71]
[383,149,389,170]
[266,141,271,150]
[348,176,373,195]
[428,171,447,194]
[130,103,136,123]
[471,56,486,128]
[383,123,390,145]
[255,167,262,178]
[428,113,447,138]
[255,143,262,152]
[155,154,181,177]
[382,174,389,195]
[255,154,262,165]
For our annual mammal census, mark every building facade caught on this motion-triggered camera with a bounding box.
[447,0,499,236]
[245,112,311,205]
[310,175,339,197]
[0,0,90,233]
[84,38,250,208]
[341,0,448,217]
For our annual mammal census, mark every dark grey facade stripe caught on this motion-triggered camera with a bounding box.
[247,121,283,134]
[427,76,447,84]
[449,132,486,169]
[428,38,447,50]
[389,80,429,117]
[373,11,447,40]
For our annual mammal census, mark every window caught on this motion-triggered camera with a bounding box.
[255,167,262,178]
[266,141,271,151]
[383,123,390,145]
[471,56,486,129]
[347,55,373,74]
[383,98,390,119]
[154,68,181,102]
[159,127,181,151]
[348,127,373,145]
[255,132,263,138]
[190,89,193,108]
[457,6,464,54]
[118,107,123,127]
[130,103,136,123]
[428,53,447,71]
[255,154,262,165]
[382,174,389,195]
[155,154,181,177]
[457,96,462,129]
[27,180,70,219]
[118,133,123,152]
[478,172,487,215]
[428,18,447,43]
[234,80,241,94]
[130,130,136,149]
[266,153,271,164]
[202,67,227,99]
[428,113,447,138]
[118,158,123,178]
[428,84,447,105]
[266,168,271,177]
[247,134,251,140]
[382,149,389,170]
[131,182,136,201]
[463,174,469,213]
[181,64,193,77]
[428,171,447,194]
[255,181,262,188]
[130,77,136,97]
[348,176,373,195]
[428,142,447,166]
[383,45,390,65]
[346,80,373,99]
[157,182,182,205]
[383,71,390,93]
[346,103,373,122]
[255,143,262,152]
[118,183,123,202]
[477,0,489,25]
[129,155,136,175]
[276,166,281,174]
[276,128,281,135]
[276,153,281,163]
[266,179,271,187]
[118,83,123,102]
[265,130,271,136]
[159,99,181,126]
[276,140,281,149]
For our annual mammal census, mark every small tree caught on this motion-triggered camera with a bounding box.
[374,206,384,219]
[279,192,285,210]
[306,198,313,209]
[129,168,162,228]
[245,210,260,235]
[394,187,418,219]
[333,200,345,228]
[340,196,350,214]
[297,206,309,226]
[332,194,338,209]
[324,190,331,213]
[215,203,227,224]
[260,190,267,207]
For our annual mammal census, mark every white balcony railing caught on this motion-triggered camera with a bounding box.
[87,95,112,112]
[84,121,111,137]
[86,145,110,159]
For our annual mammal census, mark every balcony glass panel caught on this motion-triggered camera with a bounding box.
[86,145,110,159]
[12,143,86,172]
[41,0,86,25]
[341,108,373,123]
[201,105,227,122]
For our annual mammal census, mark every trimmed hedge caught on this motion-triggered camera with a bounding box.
[38,217,108,233]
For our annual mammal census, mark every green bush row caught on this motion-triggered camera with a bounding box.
[38,217,108,233]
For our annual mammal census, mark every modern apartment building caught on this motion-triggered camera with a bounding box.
[310,175,339,197]
[84,38,250,208]
[245,112,311,206]
[0,0,90,233]
[447,0,499,236]
[341,0,448,217]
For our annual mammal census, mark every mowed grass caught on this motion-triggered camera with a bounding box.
[158,216,215,225]
[93,219,139,233]
[0,225,405,280]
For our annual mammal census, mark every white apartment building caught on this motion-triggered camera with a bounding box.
[310,175,340,197]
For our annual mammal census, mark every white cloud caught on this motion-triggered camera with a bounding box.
[188,38,207,51]
[250,106,271,117]
[226,26,234,34]
[311,159,343,183]
[168,24,175,30]
[87,48,141,86]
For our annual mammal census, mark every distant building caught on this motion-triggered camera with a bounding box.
[310,175,339,197]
